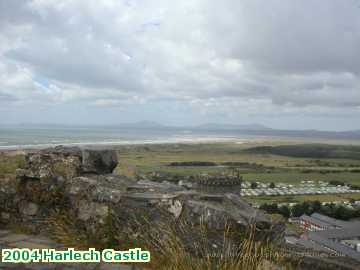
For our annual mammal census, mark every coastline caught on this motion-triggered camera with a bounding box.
[2,135,360,152]
[0,136,247,152]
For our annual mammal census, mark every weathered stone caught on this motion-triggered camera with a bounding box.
[183,200,232,230]
[224,193,270,226]
[1,146,286,262]
[0,233,30,242]
[17,146,119,182]
[165,199,183,218]
[15,168,27,179]
[132,180,185,192]
[0,230,11,237]
[0,175,17,194]
[19,201,39,216]
[77,200,109,222]
[1,212,11,221]
[67,175,135,203]
[22,147,83,180]
[0,176,18,224]
[82,149,118,174]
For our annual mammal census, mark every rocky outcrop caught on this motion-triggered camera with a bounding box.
[82,149,118,174]
[15,146,118,183]
[0,146,283,245]
[0,175,18,224]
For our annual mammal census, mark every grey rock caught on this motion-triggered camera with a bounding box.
[18,146,118,182]
[224,193,270,225]
[22,147,83,180]
[166,199,183,218]
[19,201,39,216]
[183,200,232,230]
[1,212,11,221]
[67,175,135,203]
[77,200,109,222]
[136,179,185,192]
[82,149,118,174]
[0,175,17,194]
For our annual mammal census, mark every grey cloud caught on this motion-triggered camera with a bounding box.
[205,0,360,74]
[0,0,35,28]
[6,39,143,92]
[0,0,360,128]
[0,92,18,102]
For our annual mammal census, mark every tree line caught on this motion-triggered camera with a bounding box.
[260,200,360,220]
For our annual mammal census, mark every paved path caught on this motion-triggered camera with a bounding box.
[0,230,134,270]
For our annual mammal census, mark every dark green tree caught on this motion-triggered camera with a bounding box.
[312,200,322,212]
[278,205,291,218]
[291,204,305,217]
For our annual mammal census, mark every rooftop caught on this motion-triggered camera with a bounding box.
[309,224,360,240]
[311,213,349,228]
[300,214,333,229]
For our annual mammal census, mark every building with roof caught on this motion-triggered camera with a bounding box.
[342,240,360,252]
[299,213,341,231]
[305,224,360,262]
[298,212,348,231]
[293,213,360,262]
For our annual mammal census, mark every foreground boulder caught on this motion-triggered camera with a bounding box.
[16,146,118,183]
[82,149,118,174]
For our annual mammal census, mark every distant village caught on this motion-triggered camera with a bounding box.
[143,171,360,204]
[240,180,360,197]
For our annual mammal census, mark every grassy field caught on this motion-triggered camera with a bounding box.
[242,171,360,185]
[114,142,360,185]
[1,141,360,205]
[1,141,359,188]
[244,193,360,204]
[0,153,25,175]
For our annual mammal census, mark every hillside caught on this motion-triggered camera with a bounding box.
[245,144,360,160]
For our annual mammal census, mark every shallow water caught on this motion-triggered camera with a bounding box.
[0,126,255,149]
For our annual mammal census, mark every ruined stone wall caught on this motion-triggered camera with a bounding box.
[0,146,280,243]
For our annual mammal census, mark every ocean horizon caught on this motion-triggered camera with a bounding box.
[0,126,253,150]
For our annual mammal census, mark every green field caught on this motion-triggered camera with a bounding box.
[1,141,359,191]
[244,193,360,204]
[0,153,25,175]
[242,171,360,185]
[113,142,360,186]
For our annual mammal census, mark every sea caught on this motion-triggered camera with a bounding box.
[0,126,257,150]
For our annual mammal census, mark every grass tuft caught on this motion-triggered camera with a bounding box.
[47,209,293,269]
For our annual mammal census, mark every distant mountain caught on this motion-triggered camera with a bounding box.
[115,121,166,129]
[195,123,271,131]
[2,122,360,140]
[189,124,360,140]
[245,144,360,159]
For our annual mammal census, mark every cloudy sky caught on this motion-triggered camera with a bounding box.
[0,0,360,130]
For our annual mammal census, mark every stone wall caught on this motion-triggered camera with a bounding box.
[0,146,282,245]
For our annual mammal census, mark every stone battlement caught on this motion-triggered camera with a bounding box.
[197,175,243,187]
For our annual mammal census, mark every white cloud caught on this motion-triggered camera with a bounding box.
[0,0,360,128]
